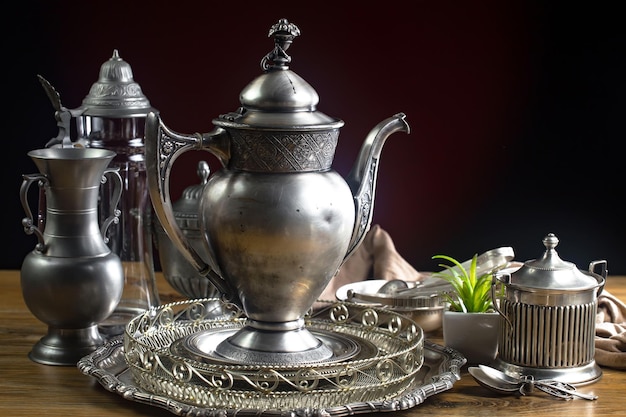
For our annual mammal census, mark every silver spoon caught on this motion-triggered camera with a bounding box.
[377,279,410,294]
[479,365,598,401]
[468,366,520,394]
[469,365,598,401]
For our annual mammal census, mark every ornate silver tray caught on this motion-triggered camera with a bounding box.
[78,299,465,416]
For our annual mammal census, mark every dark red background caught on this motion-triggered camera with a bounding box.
[4,1,625,274]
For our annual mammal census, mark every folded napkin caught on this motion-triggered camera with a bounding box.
[319,224,421,302]
[595,290,626,369]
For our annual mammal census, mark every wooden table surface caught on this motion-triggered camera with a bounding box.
[1,269,625,416]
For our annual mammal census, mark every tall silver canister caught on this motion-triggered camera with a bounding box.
[75,50,161,336]
[492,233,607,385]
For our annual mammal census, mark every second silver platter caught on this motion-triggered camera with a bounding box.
[123,298,426,410]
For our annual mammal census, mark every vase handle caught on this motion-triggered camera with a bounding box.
[20,173,49,253]
[99,167,123,243]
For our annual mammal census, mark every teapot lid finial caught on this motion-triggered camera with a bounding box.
[261,18,301,71]
[215,18,343,130]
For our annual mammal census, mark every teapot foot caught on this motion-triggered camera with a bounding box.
[205,320,333,365]
[214,320,334,365]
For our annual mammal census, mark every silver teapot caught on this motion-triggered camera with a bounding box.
[146,19,410,365]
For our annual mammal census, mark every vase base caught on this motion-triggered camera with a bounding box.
[29,325,104,366]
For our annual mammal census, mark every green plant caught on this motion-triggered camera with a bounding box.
[431,254,494,313]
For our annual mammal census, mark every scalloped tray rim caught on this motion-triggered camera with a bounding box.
[78,337,465,417]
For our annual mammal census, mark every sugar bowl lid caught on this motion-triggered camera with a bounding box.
[505,233,602,291]
[172,161,210,231]
[213,18,343,131]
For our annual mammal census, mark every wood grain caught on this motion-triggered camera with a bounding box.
[1,270,624,417]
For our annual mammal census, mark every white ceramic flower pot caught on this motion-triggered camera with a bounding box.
[442,310,499,366]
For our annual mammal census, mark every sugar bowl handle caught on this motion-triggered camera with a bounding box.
[588,259,608,296]
[491,273,513,330]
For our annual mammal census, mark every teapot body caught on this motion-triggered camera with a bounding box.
[201,169,355,322]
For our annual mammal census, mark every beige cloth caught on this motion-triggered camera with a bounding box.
[319,224,421,302]
[596,290,626,369]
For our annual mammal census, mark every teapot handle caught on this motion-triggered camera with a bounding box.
[20,173,48,253]
[99,167,123,243]
[145,112,237,302]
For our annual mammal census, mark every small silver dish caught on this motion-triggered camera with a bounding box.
[335,275,446,333]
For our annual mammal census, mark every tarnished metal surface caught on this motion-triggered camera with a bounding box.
[492,233,607,385]
[78,299,464,416]
[146,18,410,364]
[20,148,124,365]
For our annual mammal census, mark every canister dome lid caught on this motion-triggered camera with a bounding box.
[80,50,157,117]
[213,19,343,131]
[507,233,601,291]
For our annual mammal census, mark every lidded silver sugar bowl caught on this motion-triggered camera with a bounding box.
[492,233,607,385]
[146,18,410,365]
[155,160,219,299]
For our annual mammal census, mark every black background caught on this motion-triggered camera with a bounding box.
[3,1,625,275]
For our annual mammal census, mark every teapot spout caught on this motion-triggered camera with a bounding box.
[344,112,410,260]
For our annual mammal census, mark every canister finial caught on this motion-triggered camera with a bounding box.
[543,233,559,250]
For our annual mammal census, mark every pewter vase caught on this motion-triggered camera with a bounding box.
[19,147,124,365]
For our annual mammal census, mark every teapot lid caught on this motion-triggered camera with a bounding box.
[506,233,600,291]
[213,19,344,131]
[79,49,157,118]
